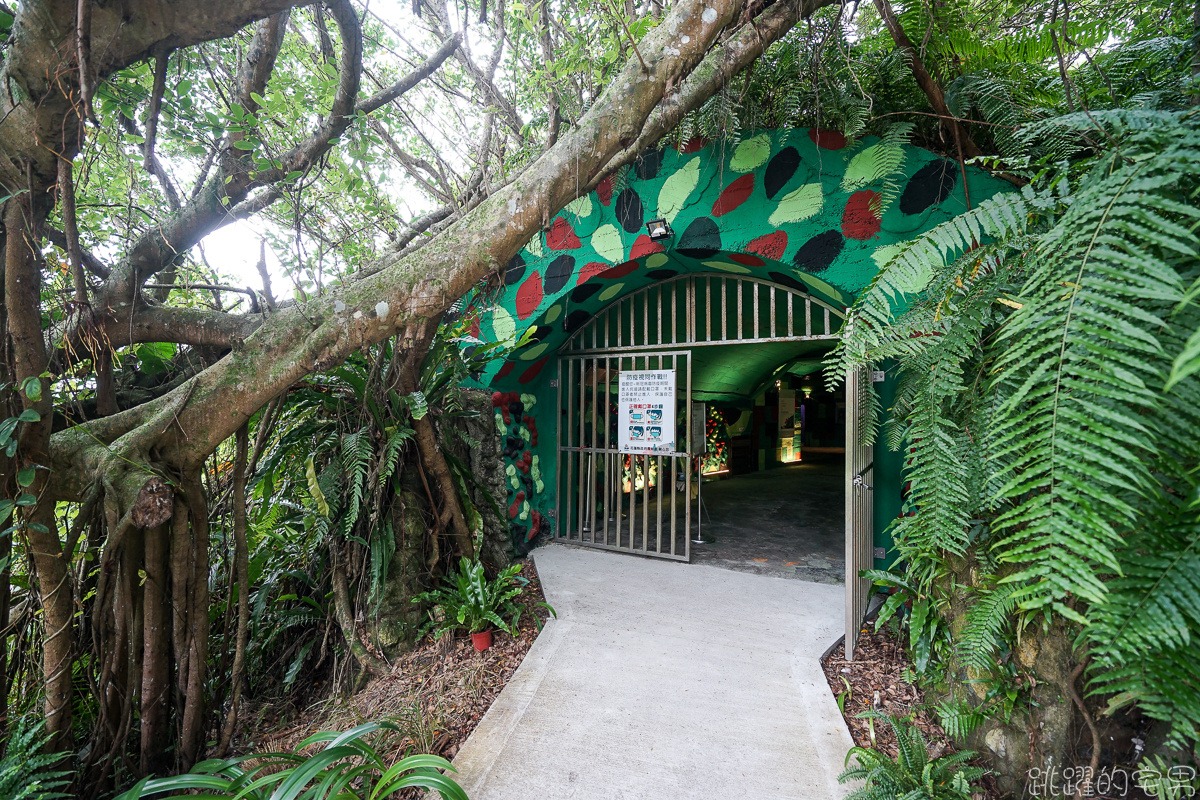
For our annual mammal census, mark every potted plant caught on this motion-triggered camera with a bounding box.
[413,558,528,652]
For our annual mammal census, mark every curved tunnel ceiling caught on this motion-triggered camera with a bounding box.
[688,339,833,404]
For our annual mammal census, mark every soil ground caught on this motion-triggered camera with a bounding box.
[822,623,1003,800]
[245,558,552,766]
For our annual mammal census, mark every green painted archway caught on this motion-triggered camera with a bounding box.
[467,129,1012,552]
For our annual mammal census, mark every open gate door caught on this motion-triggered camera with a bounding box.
[552,274,848,565]
[844,368,875,659]
[555,351,695,561]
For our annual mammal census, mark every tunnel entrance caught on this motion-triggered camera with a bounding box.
[553,274,875,651]
[691,361,846,584]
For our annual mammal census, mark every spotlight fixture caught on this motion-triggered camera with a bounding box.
[645,218,673,241]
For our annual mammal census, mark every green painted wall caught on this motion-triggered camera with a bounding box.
[458,128,1012,554]
[873,363,904,571]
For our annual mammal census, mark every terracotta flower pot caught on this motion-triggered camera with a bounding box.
[470,629,493,652]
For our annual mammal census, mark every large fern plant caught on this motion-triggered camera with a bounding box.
[835,108,1200,746]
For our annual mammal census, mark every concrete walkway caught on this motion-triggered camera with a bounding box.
[449,544,854,799]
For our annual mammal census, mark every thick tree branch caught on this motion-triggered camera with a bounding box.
[216,424,250,756]
[57,159,89,306]
[357,34,461,115]
[0,0,307,192]
[143,49,171,174]
[91,13,459,321]
[120,306,265,350]
[538,0,563,146]
[872,0,983,159]
[237,11,292,113]
[76,0,96,121]
[395,205,457,252]
[50,0,759,486]
[595,0,838,190]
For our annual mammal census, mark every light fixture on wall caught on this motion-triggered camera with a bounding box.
[646,218,673,241]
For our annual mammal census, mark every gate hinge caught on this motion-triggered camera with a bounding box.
[873,547,886,560]
[549,379,559,388]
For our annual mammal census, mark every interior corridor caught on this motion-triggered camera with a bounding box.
[690,452,845,583]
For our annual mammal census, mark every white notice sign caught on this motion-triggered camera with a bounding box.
[618,369,677,454]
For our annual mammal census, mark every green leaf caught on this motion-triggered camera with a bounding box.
[20,377,41,402]
[407,391,429,420]
[17,409,39,423]
[874,592,907,631]
[305,456,330,517]
[1166,324,1200,390]
[0,418,18,445]
[16,466,36,488]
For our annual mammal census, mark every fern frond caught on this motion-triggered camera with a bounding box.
[338,427,373,537]
[987,116,1200,614]
[934,699,988,740]
[955,582,1021,672]
[1085,278,1200,746]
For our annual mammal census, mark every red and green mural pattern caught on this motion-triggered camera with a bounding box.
[460,129,1012,551]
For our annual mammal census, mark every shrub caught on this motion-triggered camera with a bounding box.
[115,721,466,800]
[0,717,71,800]
[838,713,986,800]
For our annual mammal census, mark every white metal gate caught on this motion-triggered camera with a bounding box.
[561,274,843,354]
[556,351,694,560]
[844,367,875,659]
[554,272,874,636]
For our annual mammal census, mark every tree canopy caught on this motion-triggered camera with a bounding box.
[0,0,1196,794]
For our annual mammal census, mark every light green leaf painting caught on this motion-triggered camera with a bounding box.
[591,224,624,263]
[842,143,904,192]
[768,183,823,226]
[492,306,516,346]
[565,194,593,219]
[730,134,771,172]
[657,157,701,222]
